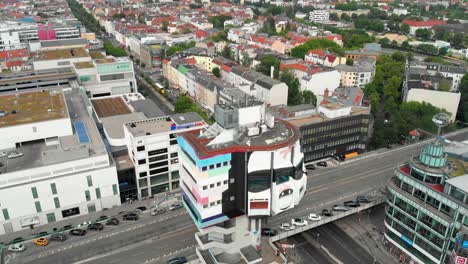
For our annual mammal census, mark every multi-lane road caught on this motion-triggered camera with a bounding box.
[5,129,468,264]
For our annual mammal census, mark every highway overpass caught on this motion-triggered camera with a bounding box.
[4,128,468,264]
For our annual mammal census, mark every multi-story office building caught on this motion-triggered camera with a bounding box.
[385,114,468,264]
[274,87,372,162]
[0,88,121,235]
[0,23,81,51]
[177,100,307,263]
[124,113,207,199]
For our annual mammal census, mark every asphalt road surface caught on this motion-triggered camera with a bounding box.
[6,129,468,264]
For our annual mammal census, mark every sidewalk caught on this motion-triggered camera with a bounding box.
[0,193,181,244]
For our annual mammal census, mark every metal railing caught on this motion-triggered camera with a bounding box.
[270,196,386,242]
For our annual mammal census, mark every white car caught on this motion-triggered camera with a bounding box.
[291,218,308,226]
[0,152,7,158]
[7,152,23,159]
[169,202,182,211]
[308,213,321,221]
[8,243,26,252]
[280,223,294,231]
[77,221,92,228]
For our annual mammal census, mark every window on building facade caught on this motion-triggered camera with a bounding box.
[85,190,91,201]
[51,183,57,195]
[31,187,38,199]
[87,176,93,187]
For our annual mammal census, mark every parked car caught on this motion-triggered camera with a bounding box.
[356,196,371,203]
[123,213,139,221]
[305,164,316,170]
[169,202,182,211]
[96,215,108,222]
[321,209,333,217]
[50,233,67,242]
[106,218,120,226]
[8,237,24,245]
[7,152,23,159]
[60,225,73,231]
[33,238,49,246]
[34,231,49,238]
[151,207,166,216]
[280,223,294,231]
[291,218,308,226]
[87,223,104,231]
[167,256,188,264]
[343,201,360,207]
[332,205,350,212]
[69,229,87,236]
[316,161,328,167]
[308,213,321,221]
[77,221,92,228]
[8,243,26,252]
[136,206,147,212]
[261,228,278,237]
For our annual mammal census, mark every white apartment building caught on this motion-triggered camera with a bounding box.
[335,59,375,87]
[309,10,330,23]
[0,88,121,235]
[124,113,207,199]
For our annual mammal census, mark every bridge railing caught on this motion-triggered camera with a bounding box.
[270,195,386,243]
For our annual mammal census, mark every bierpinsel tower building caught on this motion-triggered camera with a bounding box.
[177,98,307,263]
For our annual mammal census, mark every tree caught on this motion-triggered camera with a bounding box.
[281,71,302,106]
[161,20,169,32]
[221,46,233,60]
[174,95,194,113]
[291,39,343,59]
[400,23,410,34]
[341,13,351,22]
[330,13,339,21]
[451,33,464,49]
[346,58,354,66]
[391,51,405,62]
[255,55,280,79]
[378,37,391,48]
[457,74,468,123]
[401,41,411,50]
[212,67,221,78]
[241,51,252,67]
[415,28,431,40]
[208,15,232,29]
[302,90,317,106]
[103,42,127,57]
[166,41,196,57]
[141,63,146,68]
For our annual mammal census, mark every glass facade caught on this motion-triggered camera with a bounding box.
[385,142,468,264]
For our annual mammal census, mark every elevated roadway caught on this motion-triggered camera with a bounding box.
[5,128,468,264]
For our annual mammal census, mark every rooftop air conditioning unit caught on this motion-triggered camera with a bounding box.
[247,126,260,136]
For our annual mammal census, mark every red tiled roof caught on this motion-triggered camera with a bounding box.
[251,35,267,44]
[280,63,308,72]
[196,30,208,38]
[307,49,326,57]
[325,54,337,63]
[0,49,29,59]
[221,64,231,72]
[402,19,446,27]
[6,60,23,67]
[162,59,169,64]
[183,58,197,64]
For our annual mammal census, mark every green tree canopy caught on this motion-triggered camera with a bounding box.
[291,39,343,59]
[212,67,221,78]
[255,55,280,79]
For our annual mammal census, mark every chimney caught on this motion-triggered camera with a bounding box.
[270,66,274,79]
[324,88,329,98]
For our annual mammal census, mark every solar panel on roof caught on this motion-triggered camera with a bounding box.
[74,121,90,144]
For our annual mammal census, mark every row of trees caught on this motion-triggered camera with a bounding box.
[66,0,103,36]
[363,53,453,149]
[208,15,232,30]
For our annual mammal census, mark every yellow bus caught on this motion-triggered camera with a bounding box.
[344,152,358,160]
